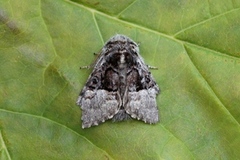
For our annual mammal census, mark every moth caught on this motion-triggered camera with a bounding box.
[76,34,160,128]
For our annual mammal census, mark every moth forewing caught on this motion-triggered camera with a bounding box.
[77,34,160,128]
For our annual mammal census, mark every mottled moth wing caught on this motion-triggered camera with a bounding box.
[77,34,160,128]
[76,57,120,128]
[124,62,160,124]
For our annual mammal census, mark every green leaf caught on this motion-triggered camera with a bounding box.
[0,0,240,159]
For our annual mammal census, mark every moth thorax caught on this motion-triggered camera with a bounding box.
[120,54,125,64]
[119,54,127,69]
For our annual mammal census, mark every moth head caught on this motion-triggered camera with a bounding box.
[104,34,139,55]
[101,34,143,68]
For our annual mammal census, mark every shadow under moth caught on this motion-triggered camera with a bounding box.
[76,34,160,128]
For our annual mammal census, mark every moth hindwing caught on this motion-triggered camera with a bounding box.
[76,34,160,128]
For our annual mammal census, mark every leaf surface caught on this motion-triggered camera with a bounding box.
[0,0,240,159]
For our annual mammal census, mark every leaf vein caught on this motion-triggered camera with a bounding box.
[0,130,12,160]
[174,7,240,36]
[0,108,115,160]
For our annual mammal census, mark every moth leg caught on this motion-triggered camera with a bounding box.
[79,59,97,69]
[93,52,100,55]
[79,65,92,69]
[79,52,101,69]
[146,65,158,70]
